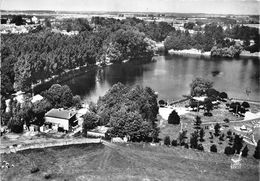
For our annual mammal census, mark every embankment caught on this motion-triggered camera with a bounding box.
[168,48,211,57]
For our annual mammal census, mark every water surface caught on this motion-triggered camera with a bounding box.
[64,55,260,103]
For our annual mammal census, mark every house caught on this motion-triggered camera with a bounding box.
[12,91,25,104]
[31,16,38,24]
[44,109,77,131]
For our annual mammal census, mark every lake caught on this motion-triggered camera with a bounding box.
[64,55,260,103]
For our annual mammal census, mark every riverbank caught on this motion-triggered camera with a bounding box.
[240,51,260,58]
[168,48,211,57]
[166,48,260,59]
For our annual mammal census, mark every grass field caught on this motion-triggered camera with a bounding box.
[0,142,259,181]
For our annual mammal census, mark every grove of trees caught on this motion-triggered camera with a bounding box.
[82,83,159,142]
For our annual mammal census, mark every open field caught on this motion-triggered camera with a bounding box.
[1,142,259,181]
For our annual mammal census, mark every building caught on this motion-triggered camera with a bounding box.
[31,94,43,103]
[44,109,77,131]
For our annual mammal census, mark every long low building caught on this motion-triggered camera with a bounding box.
[45,109,77,131]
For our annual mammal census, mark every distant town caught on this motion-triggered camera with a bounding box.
[1,9,260,181]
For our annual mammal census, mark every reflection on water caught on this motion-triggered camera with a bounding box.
[63,55,260,103]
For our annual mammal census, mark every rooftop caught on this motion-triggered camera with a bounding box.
[45,108,76,120]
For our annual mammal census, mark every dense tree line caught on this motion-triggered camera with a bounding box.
[2,17,169,96]
[164,23,259,55]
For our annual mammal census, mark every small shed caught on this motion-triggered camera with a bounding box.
[45,109,77,131]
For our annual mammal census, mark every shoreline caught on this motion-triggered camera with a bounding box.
[166,48,260,59]
[32,55,157,94]
[168,48,211,57]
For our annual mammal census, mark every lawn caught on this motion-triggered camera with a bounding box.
[0,142,259,181]
[158,100,259,156]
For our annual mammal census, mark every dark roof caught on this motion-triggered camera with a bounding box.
[45,109,76,120]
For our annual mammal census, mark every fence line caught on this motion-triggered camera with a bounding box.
[0,138,101,154]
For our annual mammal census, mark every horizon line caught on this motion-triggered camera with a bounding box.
[1,9,259,16]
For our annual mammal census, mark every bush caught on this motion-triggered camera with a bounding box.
[184,143,189,149]
[210,144,217,152]
[214,123,221,136]
[199,128,205,142]
[203,112,213,117]
[171,139,178,146]
[7,117,24,133]
[190,131,199,149]
[178,130,187,146]
[253,140,260,159]
[224,146,235,155]
[233,135,243,154]
[164,136,171,146]
[241,102,250,108]
[43,172,52,179]
[227,129,232,138]
[168,110,180,125]
[223,118,229,123]
[197,144,204,151]
[219,92,228,99]
[242,145,249,157]
[219,133,225,141]
[158,100,166,106]
[30,167,40,173]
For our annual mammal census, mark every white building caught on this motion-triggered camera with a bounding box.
[45,109,77,131]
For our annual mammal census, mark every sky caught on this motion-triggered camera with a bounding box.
[1,0,260,15]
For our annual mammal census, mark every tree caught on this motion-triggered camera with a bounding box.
[1,112,11,126]
[72,95,81,109]
[178,130,187,146]
[164,136,171,146]
[204,98,213,116]
[10,15,25,26]
[158,100,166,107]
[210,144,217,152]
[190,131,199,149]
[82,112,99,137]
[241,102,250,109]
[194,116,201,129]
[227,129,232,138]
[32,99,52,126]
[7,116,24,133]
[219,92,228,99]
[19,100,34,128]
[43,84,74,108]
[168,110,180,125]
[214,123,221,136]
[253,140,260,159]
[206,88,219,100]
[171,139,178,146]
[230,102,241,114]
[241,145,249,157]
[199,128,205,142]
[233,135,243,154]
[190,78,213,96]
[219,133,225,141]
[224,146,235,155]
